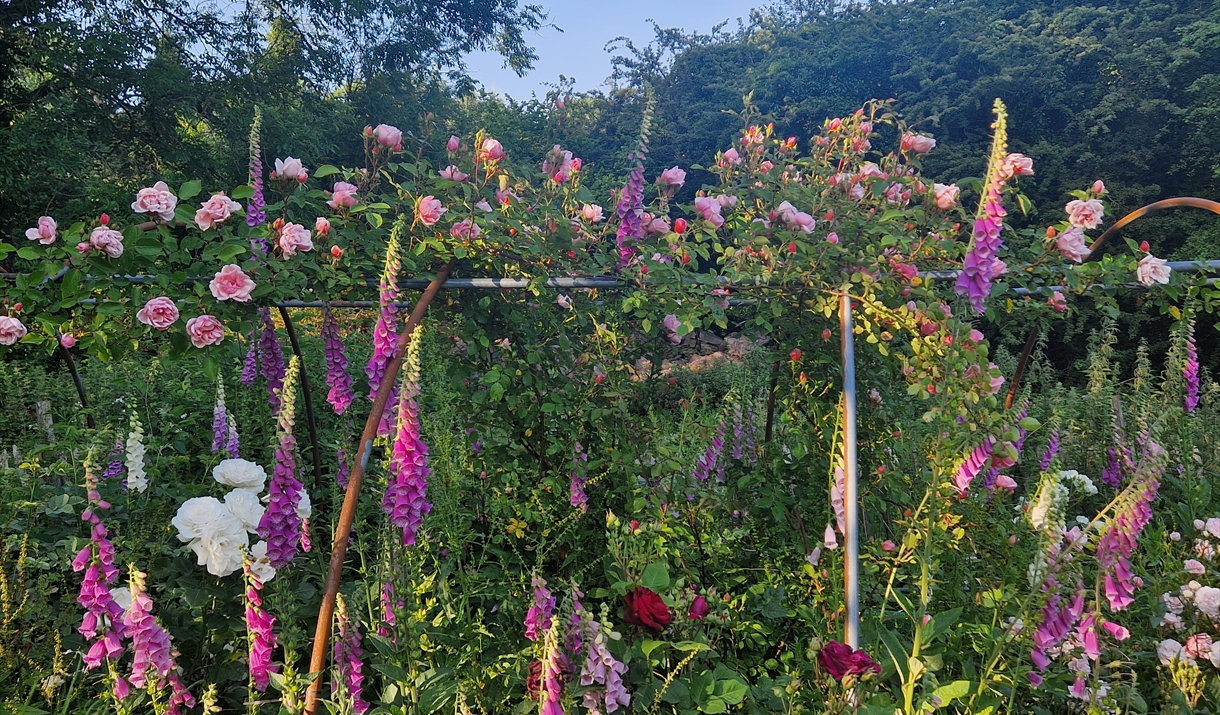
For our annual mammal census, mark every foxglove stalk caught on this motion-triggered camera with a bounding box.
[125,411,148,492]
[247,107,266,230]
[1100,448,1122,489]
[243,559,279,691]
[226,414,240,459]
[1185,320,1199,412]
[257,356,305,568]
[579,609,630,714]
[1040,428,1060,472]
[367,231,401,400]
[241,331,259,385]
[730,403,746,460]
[570,441,589,512]
[322,307,354,415]
[102,440,125,480]
[615,95,654,269]
[539,620,566,715]
[383,327,430,545]
[1096,444,1163,611]
[124,567,190,707]
[1030,588,1086,674]
[954,437,994,495]
[337,447,350,490]
[73,455,125,671]
[333,594,369,715]
[211,377,229,455]
[955,100,1012,314]
[524,573,555,642]
[691,421,726,482]
[258,308,286,415]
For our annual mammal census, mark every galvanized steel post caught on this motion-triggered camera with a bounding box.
[839,293,860,648]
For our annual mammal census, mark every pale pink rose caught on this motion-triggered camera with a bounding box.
[278,222,313,257]
[581,204,604,223]
[439,165,468,181]
[987,363,1005,393]
[1136,254,1171,286]
[716,194,738,209]
[185,315,225,348]
[1000,153,1034,178]
[446,135,460,152]
[1197,519,1207,531]
[1092,180,1106,196]
[25,216,57,245]
[1186,633,1215,659]
[968,329,985,343]
[647,217,670,235]
[1056,227,1090,263]
[373,124,403,150]
[136,297,179,330]
[273,157,305,180]
[475,200,493,213]
[721,147,742,165]
[194,193,242,231]
[1206,518,1220,539]
[450,219,480,240]
[1171,531,1182,541]
[88,227,125,258]
[478,138,505,162]
[933,183,959,210]
[662,314,681,344]
[693,197,724,227]
[1158,639,1186,665]
[657,166,686,188]
[901,132,936,154]
[1196,586,1220,618]
[209,264,256,302]
[315,217,331,235]
[848,184,866,201]
[1048,291,1068,313]
[416,196,447,227]
[59,334,76,348]
[0,316,27,346]
[1186,559,1207,576]
[1065,199,1105,230]
[327,182,359,210]
[131,181,178,221]
[858,162,886,179]
[788,211,815,233]
[827,232,839,245]
[995,474,1018,491]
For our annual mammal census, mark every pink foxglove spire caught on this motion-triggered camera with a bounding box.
[383,326,430,545]
[257,356,305,568]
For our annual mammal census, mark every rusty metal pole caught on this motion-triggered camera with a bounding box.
[302,260,455,715]
[277,306,325,491]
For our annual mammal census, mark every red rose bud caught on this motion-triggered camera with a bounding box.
[668,377,676,386]
[571,157,582,171]
[60,334,76,349]
[688,595,710,621]
[673,218,687,234]
[822,329,832,340]
[680,253,691,265]
[788,242,797,254]
[99,213,110,226]
[790,348,802,362]
[594,372,605,384]
[331,245,343,259]
[273,217,285,230]
[1046,226,1057,238]
[824,210,835,221]
[1140,240,1150,252]
[623,587,672,631]
[11,303,21,313]
[568,250,577,259]
[298,172,308,183]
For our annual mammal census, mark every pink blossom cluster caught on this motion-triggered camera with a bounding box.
[384,359,431,545]
[1185,320,1199,412]
[243,563,279,691]
[574,600,630,714]
[123,568,194,712]
[257,357,305,568]
[524,573,556,642]
[1096,443,1163,611]
[73,462,125,671]
[333,595,369,715]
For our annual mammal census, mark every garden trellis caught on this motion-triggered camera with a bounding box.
[5,99,1220,714]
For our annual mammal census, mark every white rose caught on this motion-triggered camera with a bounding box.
[111,586,133,613]
[1196,586,1220,618]
[213,458,267,493]
[248,541,277,584]
[1158,639,1186,665]
[190,511,248,577]
[173,497,231,542]
[296,489,312,520]
[224,489,265,533]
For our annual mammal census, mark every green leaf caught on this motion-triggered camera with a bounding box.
[367,211,384,228]
[217,244,247,262]
[931,680,971,704]
[232,184,255,199]
[178,179,202,200]
[640,562,670,591]
[315,164,341,178]
[16,247,40,260]
[641,639,665,657]
[714,678,749,705]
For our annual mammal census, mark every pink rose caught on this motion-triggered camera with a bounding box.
[995,474,1018,491]
[315,217,331,235]
[1158,639,1186,665]
[1048,291,1068,312]
[0,316,27,346]
[1000,153,1034,178]
[1186,633,1214,660]
[59,333,76,348]
[933,183,959,210]
[1065,199,1105,230]
[1056,227,1090,263]
[827,232,840,245]
[720,148,741,166]
[25,216,57,245]
[185,315,225,348]
[131,181,178,221]
[716,194,738,209]
[1136,254,1171,286]
[475,200,493,213]
[439,165,468,181]
[693,197,724,227]
[194,193,242,231]
[858,162,886,180]
[450,219,480,240]
[1185,559,1207,576]
[273,157,305,180]
[328,182,359,210]
[209,264,256,302]
[478,138,505,162]
[581,204,603,223]
[278,222,314,257]
[88,227,125,258]
[136,297,179,330]
[446,135,460,152]
[662,314,681,344]
[657,166,686,188]
[373,124,403,150]
[901,132,936,154]
[416,196,447,227]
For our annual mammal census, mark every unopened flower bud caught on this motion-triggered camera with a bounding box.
[331,245,343,259]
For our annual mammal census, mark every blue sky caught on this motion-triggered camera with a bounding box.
[464,0,763,100]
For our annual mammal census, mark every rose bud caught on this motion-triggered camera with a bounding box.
[60,334,76,348]
[673,217,687,234]
[790,348,802,362]
[100,213,110,226]
[331,245,343,259]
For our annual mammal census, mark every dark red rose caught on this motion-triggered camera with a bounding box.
[688,595,710,621]
[525,659,543,698]
[623,587,673,631]
[817,641,855,681]
[849,649,881,677]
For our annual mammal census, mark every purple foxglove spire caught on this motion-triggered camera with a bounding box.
[102,440,126,480]
[367,231,401,400]
[955,437,995,495]
[955,100,1013,314]
[257,356,305,568]
[1040,428,1059,472]
[383,327,430,544]
[246,107,266,230]
[337,447,350,490]
[322,307,354,415]
[1100,447,1122,489]
[1096,449,1162,611]
[1185,319,1199,412]
[333,594,370,715]
[211,377,229,455]
[241,330,260,386]
[243,560,279,691]
[576,599,630,713]
[615,95,654,269]
[258,308,286,415]
[692,421,727,482]
[524,573,555,642]
[539,620,566,715]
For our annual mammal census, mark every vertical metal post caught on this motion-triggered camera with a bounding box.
[277,306,324,491]
[839,293,860,648]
